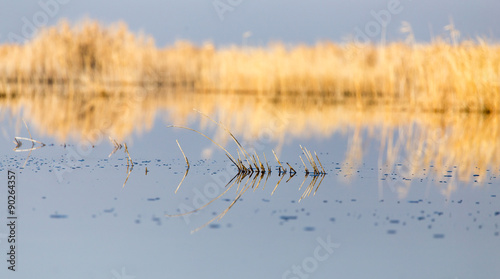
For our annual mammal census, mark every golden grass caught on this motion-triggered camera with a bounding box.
[1,20,499,112]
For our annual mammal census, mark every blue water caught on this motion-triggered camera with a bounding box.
[0,112,499,279]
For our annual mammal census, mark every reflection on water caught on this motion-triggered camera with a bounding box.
[1,86,499,190]
[170,169,327,233]
[169,153,327,232]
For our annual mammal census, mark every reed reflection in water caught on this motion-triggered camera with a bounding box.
[1,86,498,193]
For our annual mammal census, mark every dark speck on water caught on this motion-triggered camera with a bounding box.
[147,197,160,201]
[304,226,315,232]
[433,234,445,239]
[387,230,397,235]
[408,200,422,204]
[103,208,114,213]
[209,224,221,229]
[50,213,68,219]
[152,216,161,225]
[280,216,298,221]
[389,220,400,224]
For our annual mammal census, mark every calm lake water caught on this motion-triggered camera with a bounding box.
[0,91,499,278]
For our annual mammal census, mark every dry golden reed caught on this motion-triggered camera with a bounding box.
[1,19,499,112]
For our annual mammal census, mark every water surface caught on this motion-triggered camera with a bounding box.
[0,91,499,279]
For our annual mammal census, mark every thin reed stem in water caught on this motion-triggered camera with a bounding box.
[167,125,239,169]
[287,163,296,174]
[122,143,134,188]
[14,120,45,168]
[124,143,134,168]
[300,155,309,174]
[313,174,326,196]
[194,109,254,168]
[272,149,286,174]
[174,139,190,193]
[255,150,265,173]
[108,137,122,157]
[314,151,326,174]
[263,152,271,173]
[167,173,240,217]
[191,173,253,233]
[176,139,190,170]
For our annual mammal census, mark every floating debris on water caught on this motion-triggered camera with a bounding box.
[209,224,221,229]
[280,216,298,221]
[152,216,161,226]
[50,212,68,219]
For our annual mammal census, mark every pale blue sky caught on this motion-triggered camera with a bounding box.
[1,0,499,46]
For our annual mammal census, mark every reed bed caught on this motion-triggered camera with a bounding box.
[1,20,500,112]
